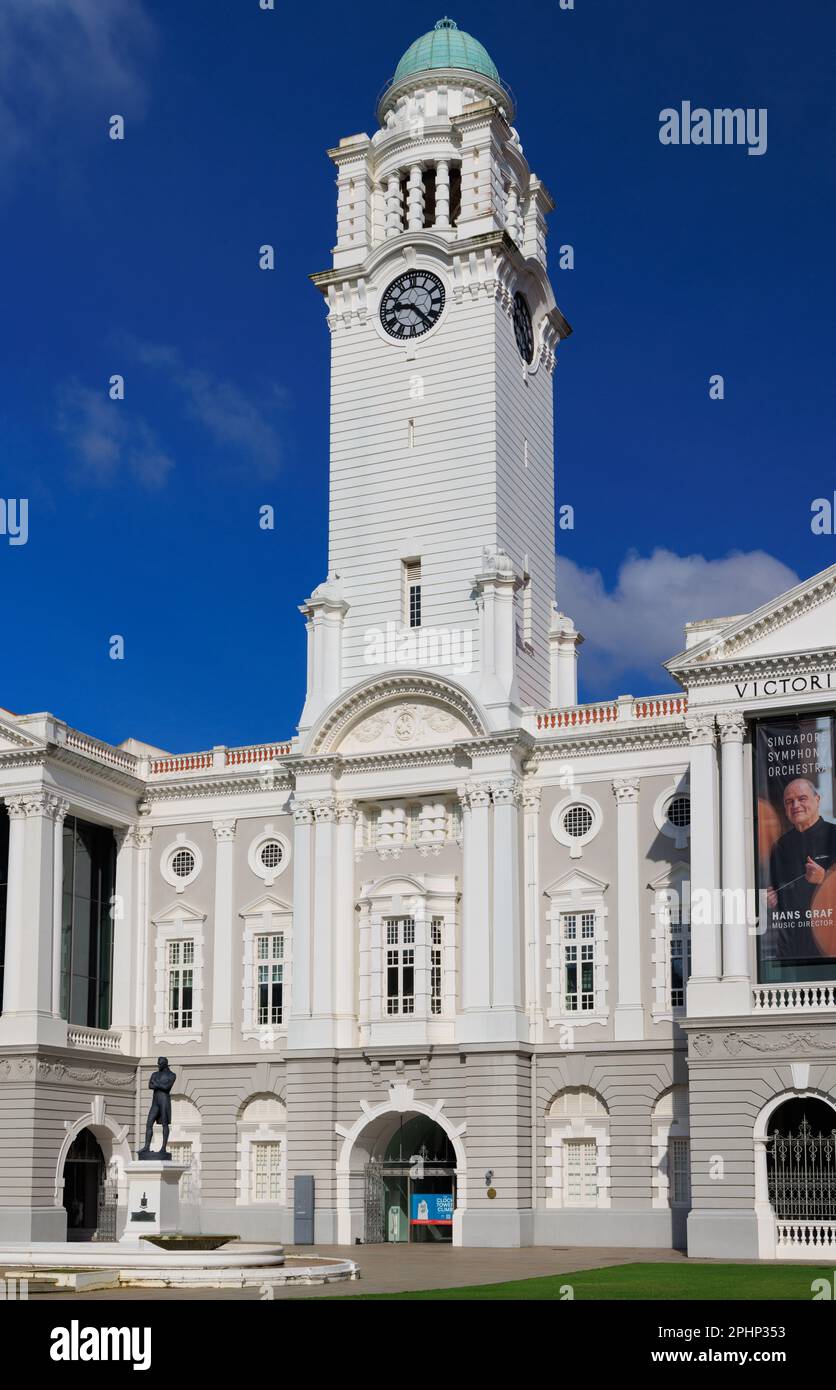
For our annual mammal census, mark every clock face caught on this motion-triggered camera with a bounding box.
[380,271,445,340]
[513,291,535,364]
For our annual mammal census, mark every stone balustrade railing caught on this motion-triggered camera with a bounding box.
[67,1025,124,1053]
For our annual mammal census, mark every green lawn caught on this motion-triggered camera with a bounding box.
[344,1262,834,1300]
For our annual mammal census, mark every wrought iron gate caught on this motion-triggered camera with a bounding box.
[93,1168,119,1242]
[363,1160,386,1243]
[767,1119,836,1220]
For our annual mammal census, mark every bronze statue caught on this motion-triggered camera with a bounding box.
[138,1057,176,1160]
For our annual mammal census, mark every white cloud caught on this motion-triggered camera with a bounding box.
[557,548,800,694]
[57,381,173,489]
[0,0,155,183]
[130,339,283,477]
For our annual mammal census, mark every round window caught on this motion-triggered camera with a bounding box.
[563,805,594,839]
[171,847,195,878]
[667,795,691,829]
[259,841,283,870]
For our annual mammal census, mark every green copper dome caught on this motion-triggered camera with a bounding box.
[393,18,500,85]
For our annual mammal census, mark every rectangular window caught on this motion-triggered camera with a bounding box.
[669,911,691,1010]
[256,934,284,1025]
[669,1137,691,1206]
[562,911,595,1013]
[252,1141,282,1202]
[60,816,117,1028]
[167,939,194,1030]
[431,917,443,1015]
[564,1139,597,1206]
[385,917,415,1015]
[403,559,422,628]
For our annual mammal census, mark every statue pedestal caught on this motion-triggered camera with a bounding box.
[120,1161,186,1242]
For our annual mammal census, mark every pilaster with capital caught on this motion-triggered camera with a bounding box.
[490,778,524,1013]
[289,803,315,1031]
[334,800,358,1044]
[0,791,68,1046]
[718,711,751,993]
[458,780,493,1024]
[209,817,237,1053]
[522,785,543,1039]
[685,713,722,1008]
[612,777,644,1040]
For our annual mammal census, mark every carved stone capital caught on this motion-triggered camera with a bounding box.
[686,713,717,747]
[3,795,29,820]
[612,776,640,805]
[212,818,237,843]
[293,803,315,827]
[521,785,542,813]
[335,799,358,825]
[490,778,521,807]
[313,797,338,824]
[717,711,747,744]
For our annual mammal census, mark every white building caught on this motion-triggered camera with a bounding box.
[1,19,835,1258]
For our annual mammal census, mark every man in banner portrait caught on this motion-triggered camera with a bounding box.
[757,715,836,975]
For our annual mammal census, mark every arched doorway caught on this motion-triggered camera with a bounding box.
[62,1128,106,1241]
[364,1113,457,1245]
[766,1097,836,1221]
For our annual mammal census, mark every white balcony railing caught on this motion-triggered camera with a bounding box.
[67,1025,123,1053]
[775,1220,836,1258]
[752,984,836,1013]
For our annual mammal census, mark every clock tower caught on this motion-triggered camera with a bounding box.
[299,18,571,740]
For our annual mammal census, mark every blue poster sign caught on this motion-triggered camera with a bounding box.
[410,1192,454,1224]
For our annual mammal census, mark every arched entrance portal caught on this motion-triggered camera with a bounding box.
[766,1097,836,1222]
[62,1128,106,1241]
[364,1114,457,1245]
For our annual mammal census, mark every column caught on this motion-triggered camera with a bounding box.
[719,711,752,1010]
[612,777,644,1041]
[491,778,525,1029]
[0,792,66,1046]
[112,824,141,1044]
[434,160,450,228]
[51,799,70,1018]
[134,826,153,1057]
[209,818,236,1053]
[686,713,722,1015]
[385,175,402,238]
[334,800,357,1048]
[522,787,543,1039]
[312,798,337,1029]
[458,781,493,1039]
[288,804,314,1042]
[407,164,424,230]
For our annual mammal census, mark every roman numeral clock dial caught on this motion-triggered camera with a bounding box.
[380,271,445,340]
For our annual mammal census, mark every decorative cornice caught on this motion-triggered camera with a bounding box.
[672,647,836,690]
[527,722,690,763]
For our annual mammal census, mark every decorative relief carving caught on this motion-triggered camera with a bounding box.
[690,1029,836,1058]
[686,713,717,746]
[339,701,471,755]
[612,776,640,804]
[0,1056,134,1087]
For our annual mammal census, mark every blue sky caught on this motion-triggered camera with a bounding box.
[1,0,834,752]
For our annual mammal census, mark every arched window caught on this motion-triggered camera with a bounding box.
[237,1095,287,1206]
[168,1096,201,1203]
[652,1086,691,1209]
[546,1087,610,1209]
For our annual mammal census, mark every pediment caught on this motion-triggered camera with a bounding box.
[239,892,292,918]
[648,861,690,890]
[666,563,836,677]
[152,899,207,926]
[544,867,609,899]
[309,674,487,755]
[0,714,43,753]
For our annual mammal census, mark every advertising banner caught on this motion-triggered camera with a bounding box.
[410,1192,454,1224]
[755,714,836,981]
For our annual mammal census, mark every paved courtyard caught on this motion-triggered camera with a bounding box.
[29,1243,690,1300]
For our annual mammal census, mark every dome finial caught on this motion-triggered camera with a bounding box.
[434,16,458,29]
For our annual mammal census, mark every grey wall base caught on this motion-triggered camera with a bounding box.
[532,1207,686,1250]
[687,1210,760,1260]
[459,1208,531,1248]
[0,1205,68,1242]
